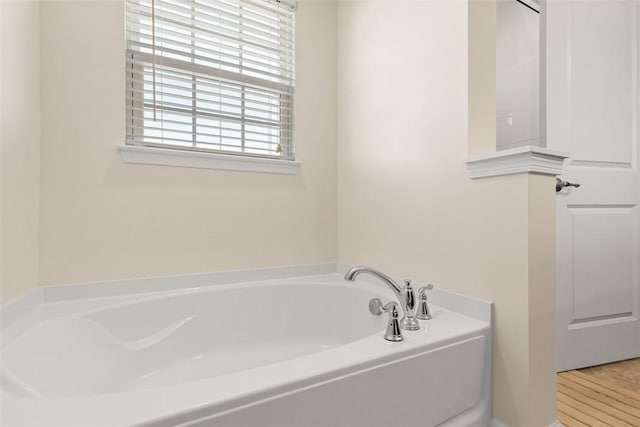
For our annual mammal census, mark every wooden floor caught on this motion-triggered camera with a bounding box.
[557,359,640,426]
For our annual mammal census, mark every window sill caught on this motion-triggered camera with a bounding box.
[465,146,568,179]
[118,145,301,175]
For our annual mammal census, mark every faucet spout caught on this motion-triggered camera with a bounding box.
[344,266,420,331]
[344,266,403,298]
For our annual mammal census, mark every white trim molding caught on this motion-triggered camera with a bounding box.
[490,418,561,427]
[119,145,301,175]
[465,146,568,179]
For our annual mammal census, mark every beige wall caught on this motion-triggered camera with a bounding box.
[337,1,556,425]
[527,173,557,426]
[469,0,497,154]
[38,0,337,285]
[0,0,41,304]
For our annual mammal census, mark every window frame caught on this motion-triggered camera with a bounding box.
[122,0,298,172]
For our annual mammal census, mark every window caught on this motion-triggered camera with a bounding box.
[125,0,296,161]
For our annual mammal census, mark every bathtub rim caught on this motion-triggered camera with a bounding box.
[2,263,492,326]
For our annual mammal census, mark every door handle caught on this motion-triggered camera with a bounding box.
[556,177,581,192]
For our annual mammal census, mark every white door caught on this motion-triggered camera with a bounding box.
[547,0,640,371]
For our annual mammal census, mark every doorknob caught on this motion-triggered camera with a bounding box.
[556,177,581,192]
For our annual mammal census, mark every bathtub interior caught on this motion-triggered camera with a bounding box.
[1,283,389,398]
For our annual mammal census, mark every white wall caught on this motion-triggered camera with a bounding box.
[0,0,41,304]
[38,0,337,285]
[337,1,556,425]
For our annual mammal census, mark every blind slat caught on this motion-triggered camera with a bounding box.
[128,43,293,86]
[126,2,295,48]
[127,105,293,133]
[127,85,293,117]
[125,10,295,57]
[126,140,290,159]
[128,126,289,146]
[126,57,294,98]
[126,21,294,70]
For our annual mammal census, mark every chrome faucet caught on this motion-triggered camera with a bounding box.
[344,266,420,331]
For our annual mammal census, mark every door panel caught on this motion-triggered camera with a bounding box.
[571,206,635,319]
[571,1,634,165]
[548,0,640,371]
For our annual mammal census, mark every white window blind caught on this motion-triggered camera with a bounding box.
[125,0,296,160]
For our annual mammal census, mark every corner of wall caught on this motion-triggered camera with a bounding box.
[0,0,41,305]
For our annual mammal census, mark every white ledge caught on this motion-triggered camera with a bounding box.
[465,146,568,179]
[119,145,301,175]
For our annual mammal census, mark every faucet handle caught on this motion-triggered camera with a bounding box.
[382,302,403,342]
[416,285,434,320]
[383,301,399,312]
[368,299,404,341]
[369,298,384,315]
[369,298,402,316]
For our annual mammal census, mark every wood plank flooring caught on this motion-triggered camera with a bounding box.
[558,359,640,427]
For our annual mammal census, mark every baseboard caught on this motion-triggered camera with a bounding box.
[490,418,561,427]
[490,418,509,427]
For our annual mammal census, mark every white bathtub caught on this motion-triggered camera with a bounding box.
[0,265,492,426]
